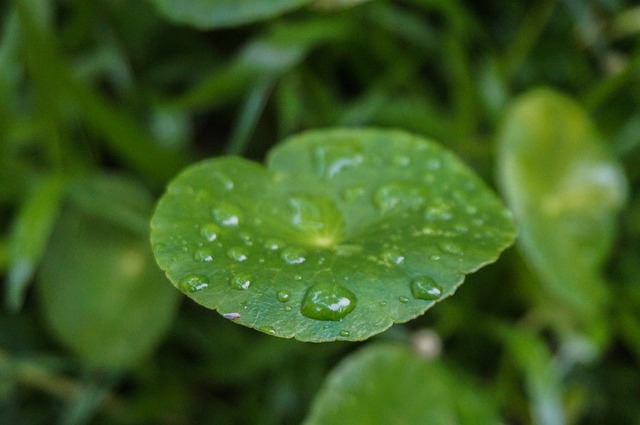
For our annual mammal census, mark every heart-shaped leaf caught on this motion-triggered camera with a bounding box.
[150,128,516,342]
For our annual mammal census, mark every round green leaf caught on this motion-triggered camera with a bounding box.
[38,175,180,369]
[497,89,627,315]
[151,128,516,342]
[150,0,310,29]
[303,343,502,425]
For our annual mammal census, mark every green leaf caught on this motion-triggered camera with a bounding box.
[150,0,311,29]
[5,174,66,312]
[310,0,372,10]
[37,175,180,369]
[303,343,502,425]
[497,88,627,315]
[151,128,516,342]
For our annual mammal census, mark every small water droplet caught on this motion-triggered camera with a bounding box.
[179,274,209,293]
[200,223,220,242]
[239,231,253,245]
[277,290,291,303]
[227,246,249,262]
[194,248,214,262]
[263,238,285,250]
[424,204,453,221]
[212,172,234,190]
[430,254,441,261]
[381,248,405,265]
[294,274,303,281]
[212,203,241,226]
[426,158,441,170]
[284,305,292,312]
[342,185,366,202]
[281,247,306,264]
[340,330,350,337]
[315,143,363,178]
[399,296,409,303]
[440,242,462,255]
[260,325,276,335]
[230,273,253,290]
[410,276,443,301]
[379,301,387,306]
[374,182,428,211]
[392,154,410,167]
[300,282,357,321]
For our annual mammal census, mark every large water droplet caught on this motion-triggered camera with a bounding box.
[212,203,241,226]
[200,223,220,242]
[314,143,363,178]
[179,274,209,293]
[281,247,306,264]
[381,248,405,265]
[410,276,443,301]
[374,182,428,211]
[230,273,253,290]
[194,248,214,262]
[227,246,249,262]
[300,282,357,321]
[277,290,291,303]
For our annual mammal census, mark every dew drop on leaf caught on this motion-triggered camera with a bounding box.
[339,330,350,337]
[194,248,213,262]
[281,246,306,264]
[314,143,363,178]
[212,202,241,226]
[342,185,366,202]
[277,290,291,303]
[373,182,428,211]
[439,242,462,255]
[399,296,409,303]
[410,276,443,301]
[179,274,209,293]
[230,273,253,290]
[263,238,285,251]
[199,223,220,242]
[300,282,357,321]
[381,248,405,265]
[227,246,248,262]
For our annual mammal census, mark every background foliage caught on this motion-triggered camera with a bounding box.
[1,0,639,424]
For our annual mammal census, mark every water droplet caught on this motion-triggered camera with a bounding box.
[339,330,350,337]
[227,246,248,262]
[263,238,285,251]
[430,255,441,261]
[200,223,220,242]
[424,204,453,221]
[281,247,306,264]
[399,296,409,303]
[284,305,292,312]
[212,203,241,226]
[230,272,253,290]
[239,231,253,245]
[379,301,387,306]
[179,274,209,293]
[260,325,276,335]
[410,276,443,301]
[194,248,214,262]
[294,274,303,281]
[426,158,441,170]
[277,290,291,303]
[212,172,234,191]
[392,154,410,167]
[314,143,363,178]
[439,242,462,255]
[342,185,366,202]
[374,182,428,211]
[381,248,405,265]
[300,282,357,321]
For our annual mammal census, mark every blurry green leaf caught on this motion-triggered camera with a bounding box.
[150,0,311,29]
[303,343,502,425]
[311,0,371,10]
[497,88,627,315]
[5,174,66,312]
[151,128,516,342]
[37,174,180,369]
[499,327,566,425]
